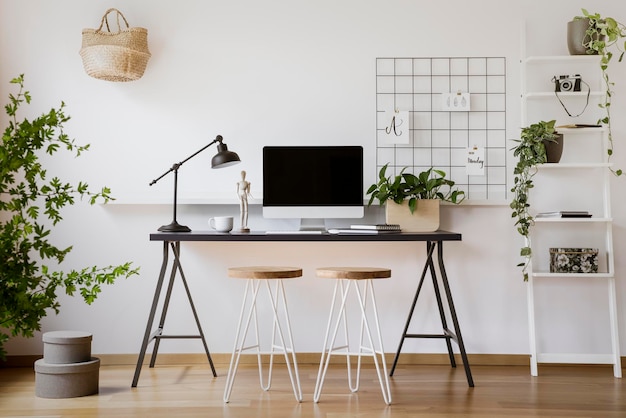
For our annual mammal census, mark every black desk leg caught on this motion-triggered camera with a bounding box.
[131,241,217,388]
[428,241,457,368]
[390,240,435,376]
[389,241,474,388]
[167,242,217,376]
[132,242,170,387]
[437,242,474,387]
[148,242,181,368]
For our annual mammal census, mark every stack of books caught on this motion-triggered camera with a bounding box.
[327,224,401,234]
[535,211,592,218]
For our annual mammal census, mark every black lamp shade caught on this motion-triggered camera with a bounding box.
[211,143,241,168]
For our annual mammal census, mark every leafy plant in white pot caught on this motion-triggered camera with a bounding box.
[366,164,465,232]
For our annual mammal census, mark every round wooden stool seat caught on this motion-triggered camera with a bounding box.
[316,267,391,280]
[228,266,303,279]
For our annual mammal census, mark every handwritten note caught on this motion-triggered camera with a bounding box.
[381,110,409,144]
[466,147,485,176]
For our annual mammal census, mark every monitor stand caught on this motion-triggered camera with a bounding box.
[299,218,327,232]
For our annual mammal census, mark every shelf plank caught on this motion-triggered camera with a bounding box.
[533,217,612,223]
[524,55,600,64]
[532,272,613,279]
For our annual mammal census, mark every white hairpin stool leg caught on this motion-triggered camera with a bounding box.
[314,267,392,405]
[224,267,303,403]
[223,279,261,403]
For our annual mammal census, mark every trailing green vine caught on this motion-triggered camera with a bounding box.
[510,120,558,281]
[0,75,139,359]
[575,9,626,176]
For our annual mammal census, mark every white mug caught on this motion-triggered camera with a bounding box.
[209,216,233,233]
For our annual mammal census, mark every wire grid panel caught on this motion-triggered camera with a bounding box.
[376,57,508,202]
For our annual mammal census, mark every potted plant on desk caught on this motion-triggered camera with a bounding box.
[510,120,561,281]
[366,163,465,232]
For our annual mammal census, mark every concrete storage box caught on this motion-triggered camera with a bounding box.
[43,330,92,364]
[34,357,100,398]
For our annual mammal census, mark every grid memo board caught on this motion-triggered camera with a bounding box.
[376,57,508,202]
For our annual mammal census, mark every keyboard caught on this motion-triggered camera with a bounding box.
[265,230,324,235]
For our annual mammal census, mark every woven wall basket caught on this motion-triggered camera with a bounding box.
[79,8,151,82]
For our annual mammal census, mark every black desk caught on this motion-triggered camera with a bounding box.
[131,230,474,388]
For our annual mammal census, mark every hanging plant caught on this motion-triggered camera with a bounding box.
[573,9,626,176]
[510,120,559,281]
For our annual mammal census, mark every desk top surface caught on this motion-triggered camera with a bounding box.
[150,230,462,242]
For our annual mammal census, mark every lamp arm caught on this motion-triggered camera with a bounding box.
[149,135,223,186]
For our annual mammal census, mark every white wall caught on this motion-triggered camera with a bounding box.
[1,0,625,360]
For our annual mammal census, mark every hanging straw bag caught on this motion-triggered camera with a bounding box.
[79,8,151,82]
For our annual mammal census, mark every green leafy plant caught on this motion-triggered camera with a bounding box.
[510,120,559,281]
[0,75,139,360]
[366,163,465,213]
[574,9,626,176]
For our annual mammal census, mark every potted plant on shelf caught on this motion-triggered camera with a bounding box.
[568,9,625,176]
[366,163,465,232]
[510,120,561,281]
[0,75,139,360]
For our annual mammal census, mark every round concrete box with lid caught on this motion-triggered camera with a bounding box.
[43,330,92,364]
[35,357,100,398]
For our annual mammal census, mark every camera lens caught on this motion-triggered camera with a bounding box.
[560,80,572,91]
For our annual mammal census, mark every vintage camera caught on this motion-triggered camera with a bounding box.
[553,74,582,92]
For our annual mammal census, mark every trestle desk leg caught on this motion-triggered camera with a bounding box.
[132,242,170,387]
[437,243,474,387]
[390,241,434,376]
[168,242,217,376]
[132,241,217,388]
[427,242,456,367]
[389,241,474,388]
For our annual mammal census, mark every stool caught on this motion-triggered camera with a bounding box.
[223,266,303,403]
[313,267,392,405]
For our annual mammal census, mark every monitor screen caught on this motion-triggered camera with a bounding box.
[263,146,364,229]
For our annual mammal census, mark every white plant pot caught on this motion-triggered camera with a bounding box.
[385,200,440,232]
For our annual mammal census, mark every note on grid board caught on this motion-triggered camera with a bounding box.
[466,147,485,176]
[380,110,409,144]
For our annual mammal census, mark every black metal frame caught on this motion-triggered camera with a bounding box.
[131,241,217,387]
[390,240,474,387]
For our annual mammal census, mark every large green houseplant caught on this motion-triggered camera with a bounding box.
[366,163,465,212]
[510,120,560,281]
[0,75,138,360]
[571,9,626,176]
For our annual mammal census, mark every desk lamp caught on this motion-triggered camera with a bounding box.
[150,135,241,232]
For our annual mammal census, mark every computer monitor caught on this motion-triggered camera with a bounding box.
[262,146,364,230]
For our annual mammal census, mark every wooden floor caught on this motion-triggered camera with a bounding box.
[1,362,625,417]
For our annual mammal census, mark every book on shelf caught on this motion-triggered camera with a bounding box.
[536,211,592,218]
[349,224,401,231]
